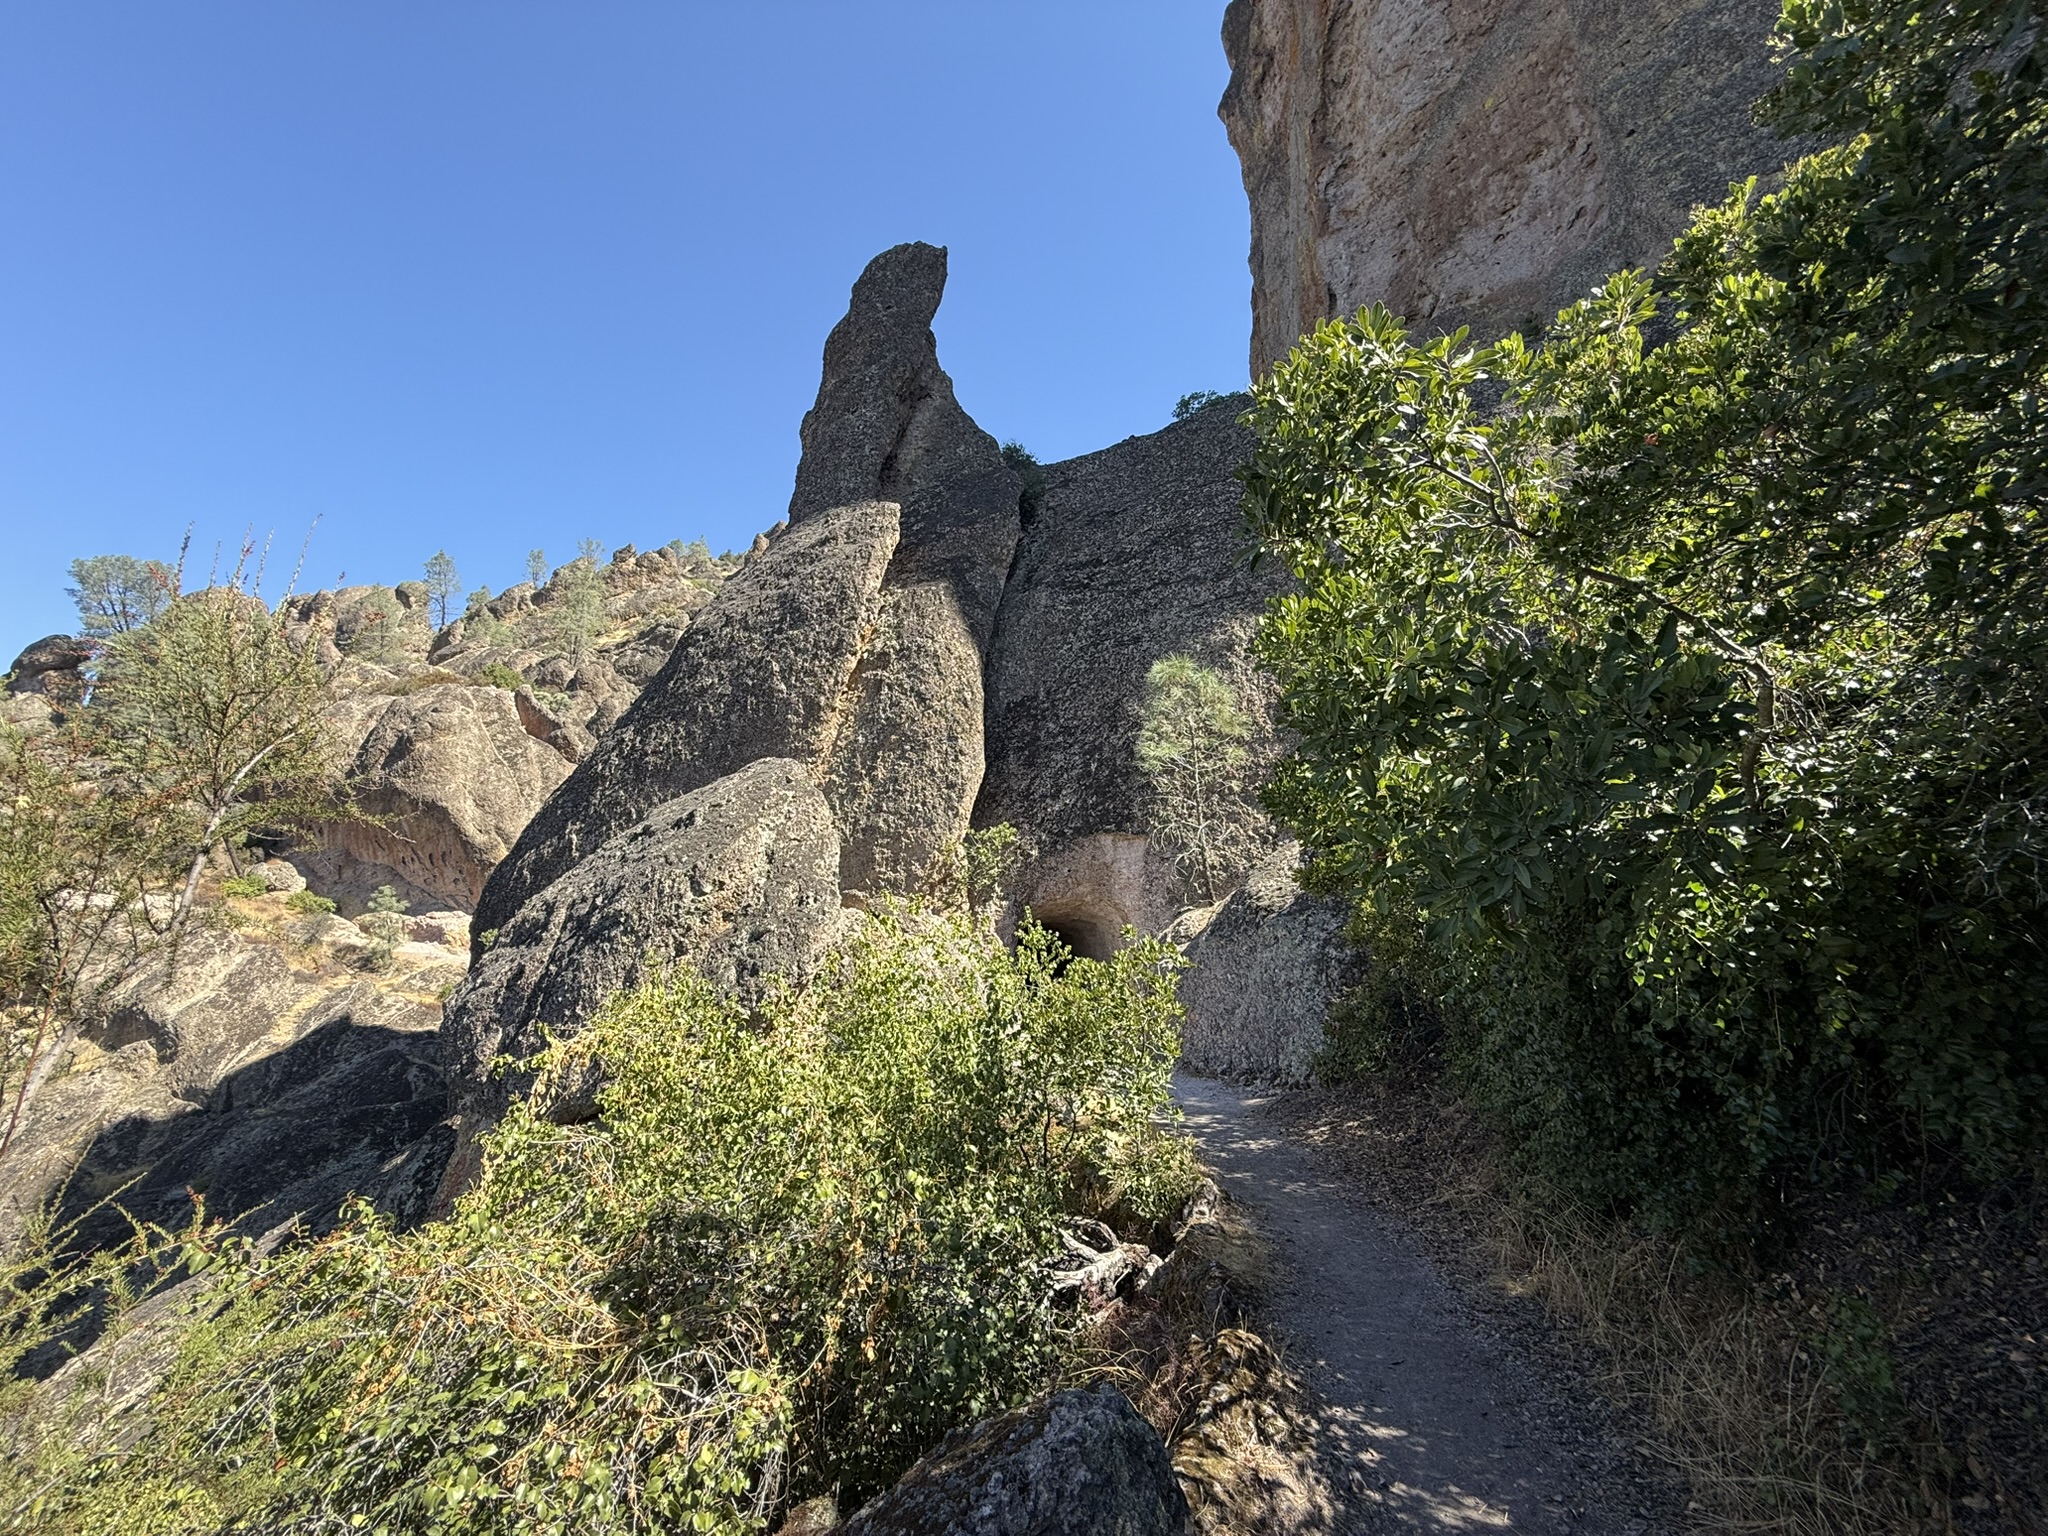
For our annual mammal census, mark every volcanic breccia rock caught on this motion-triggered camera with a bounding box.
[1220,0,1790,373]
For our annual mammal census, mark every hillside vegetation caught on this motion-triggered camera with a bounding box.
[1245,0,2046,1234]
[3,910,1196,1534]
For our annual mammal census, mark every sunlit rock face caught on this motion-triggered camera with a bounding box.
[1220,0,1788,374]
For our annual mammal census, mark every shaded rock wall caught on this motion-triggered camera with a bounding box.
[975,398,1285,942]
[1220,0,1790,374]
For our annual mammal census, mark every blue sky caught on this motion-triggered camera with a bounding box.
[0,3,1249,654]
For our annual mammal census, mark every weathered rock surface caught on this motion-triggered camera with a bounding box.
[1220,0,1790,373]
[976,398,1284,944]
[474,502,900,935]
[1170,845,1364,1082]
[309,683,572,913]
[788,244,1020,652]
[791,243,1021,896]
[842,1385,1189,1536]
[6,633,93,702]
[443,758,846,1132]
[0,912,460,1258]
[481,245,1024,931]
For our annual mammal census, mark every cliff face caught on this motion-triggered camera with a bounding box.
[1220,0,1789,374]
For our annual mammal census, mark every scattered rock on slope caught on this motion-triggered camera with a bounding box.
[0,910,461,1259]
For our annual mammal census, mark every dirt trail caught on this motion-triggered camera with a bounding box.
[1174,1072,1672,1535]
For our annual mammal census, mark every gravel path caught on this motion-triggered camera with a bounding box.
[1174,1072,1674,1535]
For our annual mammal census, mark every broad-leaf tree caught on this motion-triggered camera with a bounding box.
[1242,0,2047,1224]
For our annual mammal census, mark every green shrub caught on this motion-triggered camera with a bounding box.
[218,873,268,899]
[999,441,1048,521]
[475,661,526,692]
[10,908,1192,1533]
[1244,0,2048,1231]
[357,884,408,970]
[284,889,335,916]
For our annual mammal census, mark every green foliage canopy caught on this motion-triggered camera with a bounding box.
[1242,0,2047,1225]
[3,909,1194,1534]
[66,554,171,639]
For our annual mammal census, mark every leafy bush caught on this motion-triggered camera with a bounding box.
[1171,390,1226,421]
[476,661,527,692]
[999,441,1048,521]
[1136,656,1264,903]
[9,909,1192,1533]
[1245,0,2047,1231]
[284,889,336,916]
[218,873,268,899]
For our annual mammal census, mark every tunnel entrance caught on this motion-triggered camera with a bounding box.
[1028,900,1124,963]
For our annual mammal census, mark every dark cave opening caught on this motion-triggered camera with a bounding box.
[1028,900,1123,964]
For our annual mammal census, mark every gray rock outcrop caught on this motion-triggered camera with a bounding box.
[473,502,901,935]
[1220,0,1790,373]
[477,244,1021,935]
[6,634,93,703]
[1171,845,1365,1082]
[311,683,573,912]
[842,1385,1189,1536]
[0,914,461,1257]
[442,759,846,1133]
[976,398,1285,947]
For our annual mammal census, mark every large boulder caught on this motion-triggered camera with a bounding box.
[842,1385,1189,1536]
[442,758,847,1136]
[1171,846,1365,1083]
[474,502,901,935]
[310,683,573,913]
[1219,0,1788,373]
[975,399,1285,945]
[6,634,94,704]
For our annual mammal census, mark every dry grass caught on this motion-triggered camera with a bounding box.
[1486,1190,1946,1536]
[1280,1082,1969,1536]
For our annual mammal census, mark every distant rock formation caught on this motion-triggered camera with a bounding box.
[276,541,735,911]
[311,684,573,912]
[1219,0,1790,373]
[5,634,93,706]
